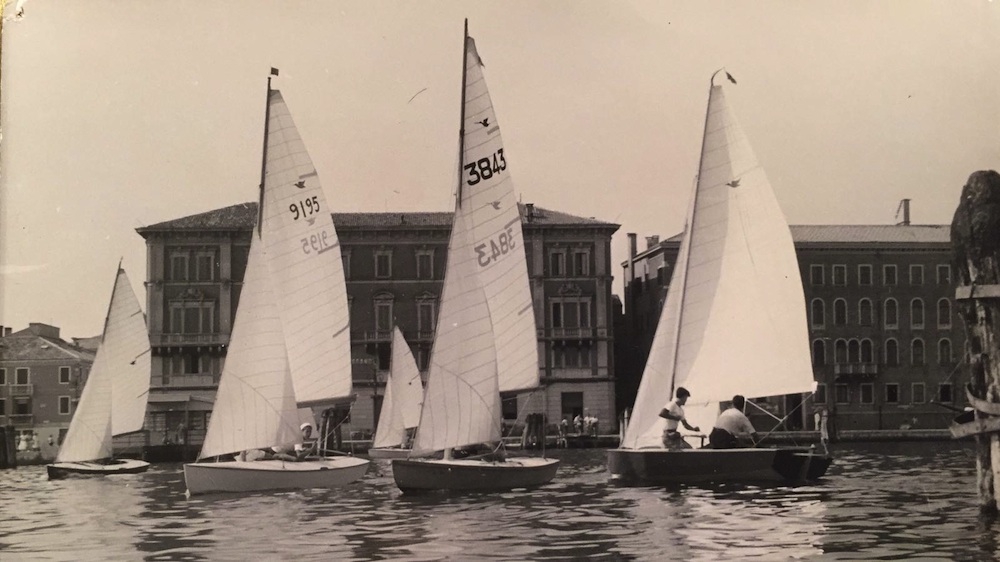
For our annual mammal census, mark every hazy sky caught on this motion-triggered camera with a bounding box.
[1,1,998,338]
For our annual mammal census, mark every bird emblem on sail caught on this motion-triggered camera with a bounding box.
[295,181,306,189]
[727,178,741,188]
[479,118,490,127]
[490,200,501,210]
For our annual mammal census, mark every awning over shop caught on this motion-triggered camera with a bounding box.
[147,392,215,411]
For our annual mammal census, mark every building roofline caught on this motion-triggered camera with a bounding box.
[137,201,619,237]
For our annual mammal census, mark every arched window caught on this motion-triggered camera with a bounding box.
[859,298,873,327]
[835,339,848,364]
[884,299,898,328]
[912,338,925,365]
[938,299,952,328]
[811,299,825,328]
[812,339,826,366]
[848,339,860,363]
[885,338,899,366]
[911,299,925,328]
[938,338,952,365]
[861,339,874,363]
[834,299,848,326]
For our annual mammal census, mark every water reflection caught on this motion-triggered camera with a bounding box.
[2,443,997,560]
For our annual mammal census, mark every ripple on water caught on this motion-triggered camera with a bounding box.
[0,443,995,560]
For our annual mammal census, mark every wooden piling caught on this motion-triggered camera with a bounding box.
[0,425,17,469]
[951,169,1000,515]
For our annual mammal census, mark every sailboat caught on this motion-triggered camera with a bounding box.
[183,70,369,495]
[607,70,832,485]
[390,21,560,492]
[47,266,152,479]
[368,327,424,460]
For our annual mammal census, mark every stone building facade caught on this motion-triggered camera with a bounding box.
[0,323,95,460]
[136,202,619,449]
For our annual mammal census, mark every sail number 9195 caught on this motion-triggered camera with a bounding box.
[290,196,321,221]
[474,227,516,267]
[301,231,330,255]
[464,149,506,186]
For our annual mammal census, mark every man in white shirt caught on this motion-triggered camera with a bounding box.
[659,387,700,449]
[710,395,759,449]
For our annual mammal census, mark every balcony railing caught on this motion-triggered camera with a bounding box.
[8,414,33,426]
[833,363,879,375]
[537,327,608,339]
[151,374,220,388]
[351,330,394,343]
[9,384,33,396]
[151,333,229,347]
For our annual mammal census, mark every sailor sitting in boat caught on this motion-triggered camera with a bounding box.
[659,387,699,449]
[709,395,760,449]
[245,423,318,462]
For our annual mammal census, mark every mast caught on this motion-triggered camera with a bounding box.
[257,68,278,237]
[456,19,469,207]
[666,69,726,397]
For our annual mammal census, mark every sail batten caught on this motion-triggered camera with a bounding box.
[622,81,814,449]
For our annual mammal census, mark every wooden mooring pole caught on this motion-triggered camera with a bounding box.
[952,170,1000,515]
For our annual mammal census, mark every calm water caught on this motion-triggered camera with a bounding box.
[2,442,999,561]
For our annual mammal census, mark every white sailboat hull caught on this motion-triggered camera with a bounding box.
[367,447,413,460]
[47,458,150,480]
[392,457,560,492]
[606,447,832,485]
[183,456,370,495]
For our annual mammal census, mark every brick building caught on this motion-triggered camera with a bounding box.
[0,323,95,460]
[621,222,965,432]
[136,201,619,450]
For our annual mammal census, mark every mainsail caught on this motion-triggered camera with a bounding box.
[372,327,424,449]
[459,35,539,394]
[261,90,353,408]
[198,237,302,459]
[57,268,151,463]
[622,76,814,449]
[411,26,537,455]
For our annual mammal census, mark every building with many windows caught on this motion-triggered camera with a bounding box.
[0,323,95,460]
[620,223,965,433]
[136,201,619,450]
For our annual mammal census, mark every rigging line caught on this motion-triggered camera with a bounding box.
[753,392,814,447]
[504,389,538,440]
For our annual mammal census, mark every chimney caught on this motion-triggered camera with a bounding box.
[627,233,637,259]
[4,328,10,337]
[896,198,911,226]
[525,203,534,222]
[645,235,660,250]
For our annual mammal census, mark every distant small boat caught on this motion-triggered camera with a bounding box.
[47,266,152,479]
[607,70,832,485]
[183,70,369,495]
[391,20,559,492]
[368,327,423,460]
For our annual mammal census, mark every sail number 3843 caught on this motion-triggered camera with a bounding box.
[474,227,516,267]
[464,149,506,186]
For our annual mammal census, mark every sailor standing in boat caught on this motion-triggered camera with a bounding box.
[709,395,760,449]
[659,387,699,449]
